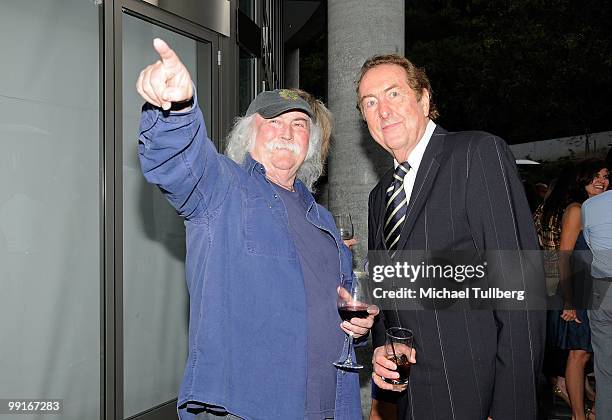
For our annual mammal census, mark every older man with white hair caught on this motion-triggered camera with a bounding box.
[136,38,376,420]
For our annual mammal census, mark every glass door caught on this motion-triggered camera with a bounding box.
[118,4,218,419]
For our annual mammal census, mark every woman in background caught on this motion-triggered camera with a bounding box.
[556,159,608,420]
[534,166,574,406]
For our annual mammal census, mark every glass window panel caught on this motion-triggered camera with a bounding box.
[239,0,255,19]
[122,14,212,418]
[0,1,100,419]
[239,53,256,115]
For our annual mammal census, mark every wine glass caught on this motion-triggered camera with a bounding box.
[333,272,372,369]
[334,213,354,241]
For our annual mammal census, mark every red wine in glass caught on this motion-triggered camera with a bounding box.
[333,273,373,370]
[338,302,369,321]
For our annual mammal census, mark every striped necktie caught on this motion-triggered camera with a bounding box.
[384,162,410,252]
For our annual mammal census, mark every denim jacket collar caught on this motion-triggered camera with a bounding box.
[243,153,320,218]
[244,152,264,175]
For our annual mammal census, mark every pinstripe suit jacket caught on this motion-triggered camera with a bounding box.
[369,126,546,420]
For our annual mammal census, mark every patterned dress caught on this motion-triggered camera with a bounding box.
[533,204,561,296]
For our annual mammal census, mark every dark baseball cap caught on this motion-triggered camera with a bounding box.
[245,89,312,119]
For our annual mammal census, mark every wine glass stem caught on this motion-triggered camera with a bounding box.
[347,333,355,363]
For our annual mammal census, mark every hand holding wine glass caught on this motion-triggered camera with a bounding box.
[337,286,377,338]
[333,273,379,369]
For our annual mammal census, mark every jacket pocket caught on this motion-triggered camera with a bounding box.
[243,194,296,260]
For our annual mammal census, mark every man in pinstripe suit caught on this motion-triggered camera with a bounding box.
[358,54,546,420]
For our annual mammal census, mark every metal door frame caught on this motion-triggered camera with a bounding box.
[101,1,223,419]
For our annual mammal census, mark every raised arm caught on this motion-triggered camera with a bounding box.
[136,38,193,111]
[136,39,233,220]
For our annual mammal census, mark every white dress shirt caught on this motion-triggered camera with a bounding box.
[393,119,437,202]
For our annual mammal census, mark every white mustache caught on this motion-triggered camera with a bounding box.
[265,141,301,156]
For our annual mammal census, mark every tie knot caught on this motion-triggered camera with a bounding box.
[394,162,410,179]
[393,161,410,184]
[387,162,410,196]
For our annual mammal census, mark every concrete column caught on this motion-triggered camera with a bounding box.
[327,0,404,268]
[328,7,404,412]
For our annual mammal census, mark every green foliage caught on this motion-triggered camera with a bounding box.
[404,0,612,143]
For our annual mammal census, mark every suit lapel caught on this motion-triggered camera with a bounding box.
[373,170,394,249]
[394,127,447,251]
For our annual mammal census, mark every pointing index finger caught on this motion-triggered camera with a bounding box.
[153,38,179,67]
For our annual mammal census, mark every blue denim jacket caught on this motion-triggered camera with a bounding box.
[138,102,361,420]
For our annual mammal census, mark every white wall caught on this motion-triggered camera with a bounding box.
[510,131,612,162]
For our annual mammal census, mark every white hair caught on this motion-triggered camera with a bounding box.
[224,114,324,190]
